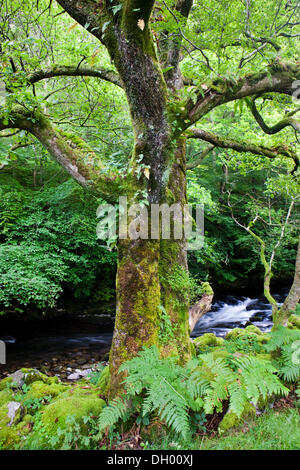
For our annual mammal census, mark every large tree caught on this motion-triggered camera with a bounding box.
[0,0,299,395]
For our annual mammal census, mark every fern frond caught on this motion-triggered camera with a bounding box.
[97,397,130,433]
[265,326,300,352]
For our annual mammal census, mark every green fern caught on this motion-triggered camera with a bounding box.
[198,353,288,416]
[266,326,300,351]
[97,396,130,434]
[265,326,300,382]
[234,356,289,405]
[96,345,291,439]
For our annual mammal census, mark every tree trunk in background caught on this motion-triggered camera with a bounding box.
[273,236,300,329]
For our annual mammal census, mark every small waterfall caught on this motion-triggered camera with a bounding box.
[191,295,279,337]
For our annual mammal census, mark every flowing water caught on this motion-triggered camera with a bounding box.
[191,294,282,338]
[0,291,288,376]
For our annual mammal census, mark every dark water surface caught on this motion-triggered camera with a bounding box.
[0,290,287,376]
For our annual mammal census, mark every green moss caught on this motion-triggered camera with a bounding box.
[218,402,256,434]
[96,366,110,396]
[20,369,62,387]
[0,403,31,449]
[211,348,230,360]
[256,353,272,361]
[225,326,270,348]
[200,282,213,296]
[109,239,161,395]
[225,328,247,341]
[288,314,300,330]
[47,376,60,385]
[0,377,13,391]
[57,129,95,154]
[31,395,105,449]
[0,389,13,407]
[190,341,197,358]
[24,381,66,401]
[59,383,102,400]
[256,394,275,411]
[257,334,270,345]
[193,333,224,351]
[245,325,263,336]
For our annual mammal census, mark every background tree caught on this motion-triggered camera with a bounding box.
[227,169,299,328]
[0,0,299,395]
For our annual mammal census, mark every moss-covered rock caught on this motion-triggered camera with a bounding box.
[41,395,105,433]
[24,394,106,449]
[225,326,269,345]
[7,402,25,426]
[288,314,300,330]
[218,402,256,434]
[244,325,263,336]
[0,403,31,449]
[24,381,67,401]
[0,389,13,407]
[8,368,53,389]
[0,377,13,392]
[256,334,270,345]
[225,328,247,341]
[193,333,224,352]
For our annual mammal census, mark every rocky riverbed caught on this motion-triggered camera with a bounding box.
[0,315,113,381]
[0,346,111,381]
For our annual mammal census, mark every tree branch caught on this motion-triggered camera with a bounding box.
[187,128,299,171]
[186,144,214,169]
[55,0,106,42]
[247,97,300,134]
[186,63,300,126]
[0,105,128,201]
[28,65,123,88]
[160,0,194,89]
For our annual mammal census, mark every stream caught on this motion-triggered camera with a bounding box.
[0,291,287,379]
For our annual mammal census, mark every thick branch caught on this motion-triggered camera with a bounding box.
[189,293,213,333]
[160,0,194,90]
[28,65,122,88]
[55,0,106,42]
[187,128,298,170]
[186,63,300,125]
[0,106,127,201]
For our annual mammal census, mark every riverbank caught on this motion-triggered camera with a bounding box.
[0,292,288,380]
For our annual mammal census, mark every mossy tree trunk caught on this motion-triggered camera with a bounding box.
[273,236,300,329]
[109,138,193,396]
[92,2,194,394]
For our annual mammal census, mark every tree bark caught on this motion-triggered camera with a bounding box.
[189,294,213,333]
[108,139,194,396]
[273,237,300,329]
